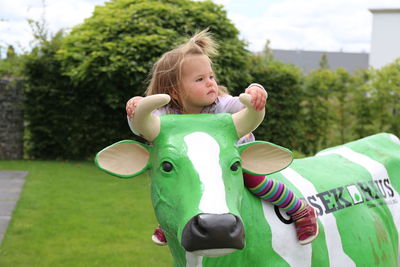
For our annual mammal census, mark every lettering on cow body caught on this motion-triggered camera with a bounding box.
[315,145,400,259]
[303,178,397,217]
[184,132,229,214]
[274,177,398,222]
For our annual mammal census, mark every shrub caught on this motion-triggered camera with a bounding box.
[245,56,304,150]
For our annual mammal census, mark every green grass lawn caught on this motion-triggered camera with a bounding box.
[0,161,172,266]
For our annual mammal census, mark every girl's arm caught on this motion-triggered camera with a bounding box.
[216,83,267,114]
[126,96,144,135]
[244,83,268,111]
[126,96,144,119]
[126,96,167,136]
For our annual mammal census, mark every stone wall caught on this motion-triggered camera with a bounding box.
[0,79,24,159]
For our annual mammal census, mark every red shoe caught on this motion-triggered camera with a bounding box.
[151,226,167,246]
[291,201,319,245]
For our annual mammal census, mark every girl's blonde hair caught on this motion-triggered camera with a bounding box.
[145,29,227,111]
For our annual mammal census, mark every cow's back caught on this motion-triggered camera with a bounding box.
[258,133,400,266]
[198,133,399,266]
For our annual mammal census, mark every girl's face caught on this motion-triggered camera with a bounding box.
[180,55,218,114]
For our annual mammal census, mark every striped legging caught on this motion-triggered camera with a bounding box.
[243,173,305,215]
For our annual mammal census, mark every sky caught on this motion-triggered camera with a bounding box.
[0,0,399,58]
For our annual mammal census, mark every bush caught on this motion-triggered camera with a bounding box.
[0,46,25,78]
[369,58,400,135]
[351,69,376,139]
[23,31,74,159]
[245,56,304,150]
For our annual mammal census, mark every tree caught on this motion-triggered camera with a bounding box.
[24,0,252,159]
[0,45,24,78]
[6,45,16,59]
[369,58,400,136]
[329,68,354,145]
[300,68,335,155]
[319,53,329,69]
[247,55,304,150]
[261,39,274,62]
[350,69,375,139]
[23,31,70,159]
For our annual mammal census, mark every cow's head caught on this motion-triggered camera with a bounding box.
[95,94,292,257]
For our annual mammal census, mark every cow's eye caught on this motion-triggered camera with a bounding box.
[161,161,173,172]
[230,161,241,171]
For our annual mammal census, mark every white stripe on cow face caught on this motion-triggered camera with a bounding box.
[184,132,229,214]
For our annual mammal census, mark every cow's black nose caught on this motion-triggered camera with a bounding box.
[181,213,245,252]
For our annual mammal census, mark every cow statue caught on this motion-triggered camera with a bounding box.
[96,94,400,267]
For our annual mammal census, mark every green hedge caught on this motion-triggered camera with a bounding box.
[245,56,304,150]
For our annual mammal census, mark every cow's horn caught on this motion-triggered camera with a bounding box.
[131,94,171,141]
[232,93,266,138]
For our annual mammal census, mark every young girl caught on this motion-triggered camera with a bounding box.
[126,29,318,246]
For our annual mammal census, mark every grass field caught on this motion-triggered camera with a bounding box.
[0,161,173,266]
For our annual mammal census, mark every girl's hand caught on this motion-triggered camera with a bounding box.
[245,86,268,111]
[126,96,144,119]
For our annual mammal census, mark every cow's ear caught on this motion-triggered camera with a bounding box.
[238,141,293,175]
[95,140,151,178]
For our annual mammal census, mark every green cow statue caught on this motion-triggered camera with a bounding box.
[96,94,400,267]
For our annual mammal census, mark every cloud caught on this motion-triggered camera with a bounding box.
[221,0,400,52]
[0,0,104,56]
[44,1,101,32]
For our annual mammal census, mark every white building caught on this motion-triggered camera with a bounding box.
[369,8,400,69]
